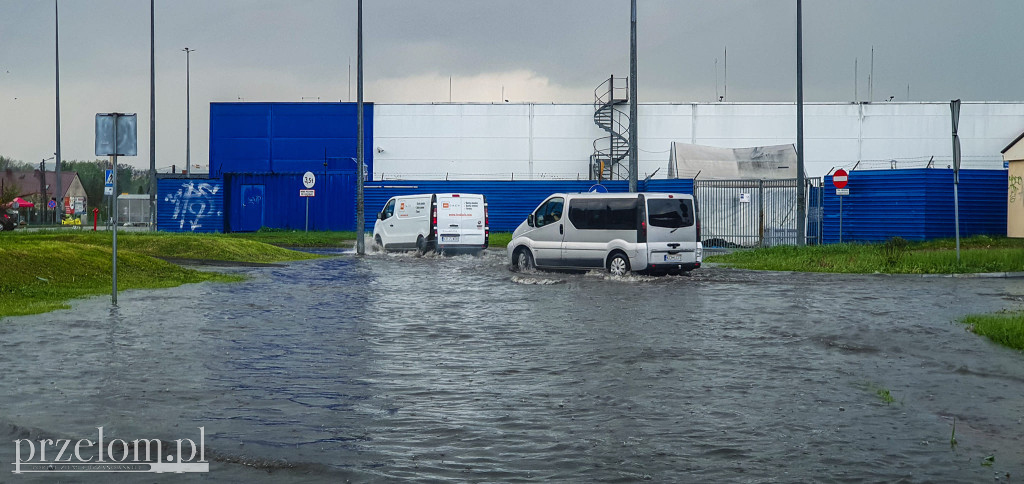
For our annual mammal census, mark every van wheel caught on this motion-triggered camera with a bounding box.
[607,252,630,276]
[514,247,535,272]
[374,235,384,251]
[416,235,427,254]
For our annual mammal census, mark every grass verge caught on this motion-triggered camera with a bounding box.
[960,311,1024,351]
[0,231,323,318]
[489,232,512,249]
[705,235,1024,274]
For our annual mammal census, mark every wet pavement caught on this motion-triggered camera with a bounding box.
[1,249,1023,482]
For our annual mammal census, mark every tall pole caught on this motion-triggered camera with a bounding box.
[149,0,156,230]
[723,46,727,101]
[184,47,194,175]
[356,0,365,254]
[628,0,638,192]
[111,116,119,305]
[795,0,806,246]
[54,0,62,224]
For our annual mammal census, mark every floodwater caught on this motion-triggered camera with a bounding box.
[1,249,1022,482]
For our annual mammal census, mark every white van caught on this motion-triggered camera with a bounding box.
[507,192,702,275]
[373,193,488,254]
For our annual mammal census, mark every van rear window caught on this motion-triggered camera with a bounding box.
[647,199,694,228]
[568,198,637,230]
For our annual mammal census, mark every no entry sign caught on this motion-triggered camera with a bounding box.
[833,169,849,189]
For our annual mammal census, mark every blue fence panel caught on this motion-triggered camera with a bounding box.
[157,177,225,233]
[927,169,1008,239]
[363,179,694,232]
[226,171,356,232]
[210,102,373,179]
[823,169,1006,243]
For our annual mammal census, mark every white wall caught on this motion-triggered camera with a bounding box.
[373,102,1024,180]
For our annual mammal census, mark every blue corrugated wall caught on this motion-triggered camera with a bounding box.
[225,171,357,232]
[157,177,225,232]
[363,179,693,232]
[823,169,1006,243]
[209,102,373,179]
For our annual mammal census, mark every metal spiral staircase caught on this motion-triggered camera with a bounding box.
[590,76,630,181]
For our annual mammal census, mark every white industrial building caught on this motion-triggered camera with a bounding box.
[371,101,1024,180]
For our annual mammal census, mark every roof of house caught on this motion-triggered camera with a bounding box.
[1002,131,1024,154]
[0,169,79,198]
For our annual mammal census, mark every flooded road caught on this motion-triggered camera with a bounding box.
[1,250,1023,482]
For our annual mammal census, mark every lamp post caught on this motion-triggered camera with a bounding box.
[149,0,156,229]
[356,0,365,255]
[183,47,194,175]
[54,0,62,224]
[795,0,806,246]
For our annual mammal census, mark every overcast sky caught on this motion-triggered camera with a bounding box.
[2,0,1023,171]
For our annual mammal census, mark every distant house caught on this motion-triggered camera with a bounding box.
[0,169,88,216]
[1002,132,1024,238]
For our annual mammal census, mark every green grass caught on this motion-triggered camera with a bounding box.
[876,388,895,405]
[960,311,1024,351]
[0,230,325,318]
[706,236,1024,274]
[488,232,512,249]
[223,228,357,248]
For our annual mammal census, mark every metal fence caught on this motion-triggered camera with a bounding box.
[695,178,822,248]
[117,195,151,226]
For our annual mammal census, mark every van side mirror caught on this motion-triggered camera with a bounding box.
[378,211,385,220]
[527,214,535,227]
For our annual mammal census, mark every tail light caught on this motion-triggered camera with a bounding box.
[696,218,701,241]
[484,202,490,246]
[432,208,438,237]
[641,221,647,238]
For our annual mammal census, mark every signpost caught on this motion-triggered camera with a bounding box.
[104,169,114,195]
[302,171,315,232]
[833,168,849,243]
[95,113,138,305]
[951,100,962,263]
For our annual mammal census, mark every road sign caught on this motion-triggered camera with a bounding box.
[302,171,316,189]
[833,168,849,189]
[104,187,114,195]
[95,113,138,156]
[588,184,608,193]
[836,188,850,196]
[300,189,315,197]
[47,199,57,209]
[105,169,114,187]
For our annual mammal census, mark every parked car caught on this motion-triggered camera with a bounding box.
[373,193,488,254]
[0,209,16,231]
[507,192,702,276]
[0,201,19,231]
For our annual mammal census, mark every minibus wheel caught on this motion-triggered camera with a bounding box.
[374,235,384,251]
[416,235,427,254]
[607,252,630,276]
[514,247,535,272]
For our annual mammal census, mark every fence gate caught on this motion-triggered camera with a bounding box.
[695,178,822,248]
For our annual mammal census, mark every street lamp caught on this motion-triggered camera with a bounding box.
[183,47,195,175]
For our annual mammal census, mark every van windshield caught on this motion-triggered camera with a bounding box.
[647,199,694,228]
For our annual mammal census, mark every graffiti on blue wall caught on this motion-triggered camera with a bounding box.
[161,180,224,232]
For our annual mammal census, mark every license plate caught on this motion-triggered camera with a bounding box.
[663,253,682,262]
[441,235,459,242]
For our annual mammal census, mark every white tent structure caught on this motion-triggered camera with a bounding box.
[666,142,812,247]
[667,142,802,179]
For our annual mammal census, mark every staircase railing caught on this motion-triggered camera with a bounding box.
[590,76,630,181]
